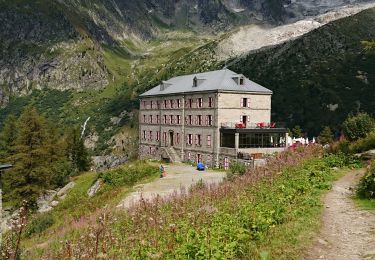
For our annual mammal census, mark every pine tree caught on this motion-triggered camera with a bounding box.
[291,125,303,138]
[65,128,90,172]
[0,114,18,161]
[2,107,70,206]
[318,126,334,144]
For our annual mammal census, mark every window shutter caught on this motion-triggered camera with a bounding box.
[240,99,243,108]
[240,116,243,123]
[248,116,250,122]
[247,99,251,108]
[205,116,208,126]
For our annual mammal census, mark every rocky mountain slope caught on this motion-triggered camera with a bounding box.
[1,0,373,105]
[229,7,375,136]
[1,0,375,153]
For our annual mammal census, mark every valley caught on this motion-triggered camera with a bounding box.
[1,1,375,155]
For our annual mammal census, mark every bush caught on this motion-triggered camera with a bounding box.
[357,163,375,199]
[349,131,375,154]
[227,161,248,180]
[342,113,375,141]
[100,161,158,187]
[332,140,351,154]
[24,213,55,238]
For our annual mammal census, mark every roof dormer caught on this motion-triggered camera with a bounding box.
[160,81,172,91]
[232,75,245,85]
[193,76,205,87]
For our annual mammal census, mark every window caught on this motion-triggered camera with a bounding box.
[149,147,152,154]
[197,98,203,108]
[207,135,211,147]
[156,131,160,141]
[206,115,213,126]
[188,152,191,161]
[143,115,146,123]
[149,115,153,124]
[142,130,146,140]
[197,115,202,126]
[187,134,193,145]
[177,115,181,125]
[188,115,193,125]
[150,101,153,109]
[177,99,181,108]
[176,133,180,144]
[241,98,250,108]
[208,97,214,108]
[163,115,167,124]
[157,115,160,124]
[195,134,202,146]
[170,99,174,108]
[188,99,193,108]
[240,77,244,85]
[142,101,146,109]
[163,132,167,143]
[170,115,174,124]
[164,100,168,109]
[149,131,153,141]
[197,153,202,163]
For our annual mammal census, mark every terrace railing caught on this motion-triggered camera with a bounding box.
[220,122,286,129]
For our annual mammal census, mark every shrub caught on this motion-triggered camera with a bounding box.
[349,131,375,154]
[227,161,248,180]
[342,113,375,141]
[24,213,55,238]
[330,140,351,154]
[357,163,375,199]
[100,161,158,187]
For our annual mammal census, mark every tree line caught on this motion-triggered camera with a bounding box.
[0,106,90,208]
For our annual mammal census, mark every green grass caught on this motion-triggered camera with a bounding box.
[21,149,362,259]
[21,161,159,252]
[354,198,375,210]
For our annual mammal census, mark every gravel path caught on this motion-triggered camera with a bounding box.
[117,164,226,209]
[305,169,375,260]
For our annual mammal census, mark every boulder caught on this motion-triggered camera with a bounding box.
[37,190,57,213]
[87,179,102,197]
[51,200,59,207]
[57,182,76,197]
[360,150,375,160]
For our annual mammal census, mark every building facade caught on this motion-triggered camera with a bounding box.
[139,69,287,168]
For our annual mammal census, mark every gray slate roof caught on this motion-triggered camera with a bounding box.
[140,69,272,97]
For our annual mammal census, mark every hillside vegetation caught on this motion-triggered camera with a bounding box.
[230,7,375,136]
[11,147,360,259]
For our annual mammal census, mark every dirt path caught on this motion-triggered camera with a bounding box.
[116,164,226,209]
[305,169,375,260]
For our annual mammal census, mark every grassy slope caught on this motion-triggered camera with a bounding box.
[230,8,375,136]
[22,149,361,259]
[21,161,159,254]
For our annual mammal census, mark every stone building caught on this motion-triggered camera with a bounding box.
[139,69,287,168]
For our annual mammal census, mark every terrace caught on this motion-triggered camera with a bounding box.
[220,126,288,159]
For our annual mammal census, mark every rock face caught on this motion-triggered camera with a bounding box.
[1,0,372,102]
[92,155,129,172]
